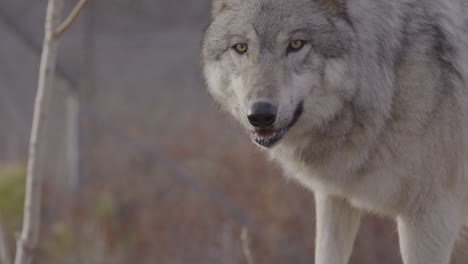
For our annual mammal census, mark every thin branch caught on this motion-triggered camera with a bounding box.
[0,9,76,86]
[241,227,254,264]
[54,0,88,37]
[14,0,64,263]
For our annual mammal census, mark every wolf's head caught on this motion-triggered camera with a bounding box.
[202,0,357,148]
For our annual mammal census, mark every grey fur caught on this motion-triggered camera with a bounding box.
[202,0,468,263]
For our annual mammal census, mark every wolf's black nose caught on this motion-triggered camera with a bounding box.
[248,102,277,128]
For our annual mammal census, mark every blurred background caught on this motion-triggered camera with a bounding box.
[0,0,402,263]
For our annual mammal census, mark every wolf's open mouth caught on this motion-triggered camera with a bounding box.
[251,102,303,148]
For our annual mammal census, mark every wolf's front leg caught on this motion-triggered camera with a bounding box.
[397,199,463,264]
[314,193,361,264]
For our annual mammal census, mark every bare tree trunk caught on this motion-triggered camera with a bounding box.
[14,0,89,262]
[241,227,254,264]
[14,0,64,263]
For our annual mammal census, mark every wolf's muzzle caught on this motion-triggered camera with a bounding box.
[247,102,277,128]
[251,101,303,148]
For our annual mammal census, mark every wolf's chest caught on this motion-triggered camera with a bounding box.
[270,148,402,216]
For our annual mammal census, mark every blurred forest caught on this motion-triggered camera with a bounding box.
[0,0,404,263]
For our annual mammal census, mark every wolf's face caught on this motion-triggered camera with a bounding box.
[202,0,356,148]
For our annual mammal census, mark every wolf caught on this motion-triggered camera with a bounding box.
[201,0,468,263]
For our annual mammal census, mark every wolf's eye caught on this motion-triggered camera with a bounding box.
[288,40,305,52]
[233,43,248,54]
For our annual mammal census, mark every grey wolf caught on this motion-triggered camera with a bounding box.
[201,0,468,263]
